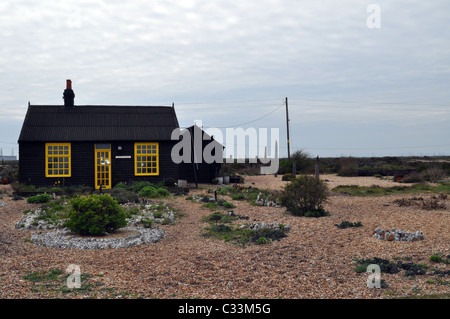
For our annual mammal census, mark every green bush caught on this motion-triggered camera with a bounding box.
[138,185,170,198]
[132,181,154,193]
[231,194,245,200]
[223,201,235,209]
[156,188,170,197]
[27,193,52,204]
[279,175,329,217]
[65,194,127,236]
[256,237,269,245]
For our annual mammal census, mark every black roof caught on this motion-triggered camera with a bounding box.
[18,105,180,142]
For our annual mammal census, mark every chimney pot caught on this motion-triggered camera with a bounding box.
[63,79,75,107]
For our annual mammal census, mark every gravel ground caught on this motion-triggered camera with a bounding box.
[0,174,449,299]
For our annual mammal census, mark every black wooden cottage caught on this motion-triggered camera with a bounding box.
[17,80,222,189]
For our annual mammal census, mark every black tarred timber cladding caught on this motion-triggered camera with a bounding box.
[18,104,222,187]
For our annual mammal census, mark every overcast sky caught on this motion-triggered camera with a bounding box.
[1,0,449,158]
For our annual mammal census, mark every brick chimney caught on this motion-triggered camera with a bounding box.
[63,79,75,107]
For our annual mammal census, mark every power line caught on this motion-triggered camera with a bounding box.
[290,102,450,113]
[203,102,285,128]
[302,144,450,151]
[289,98,450,108]
[173,97,450,112]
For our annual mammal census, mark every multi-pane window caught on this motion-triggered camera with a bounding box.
[135,142,159,175]
[45,143,71,177]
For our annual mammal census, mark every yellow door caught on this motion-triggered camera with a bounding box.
[95,144,111,189]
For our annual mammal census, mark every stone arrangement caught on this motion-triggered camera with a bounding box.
[242,221,291,232]
[15,208,63,230]
[124,202,176,226]
[255,192,281,208]
[15,202,174,249]
[30,227,165,249]
[372,227,424,242]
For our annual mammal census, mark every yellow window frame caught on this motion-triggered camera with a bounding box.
[45,143,71,177]
[135,142,159,176]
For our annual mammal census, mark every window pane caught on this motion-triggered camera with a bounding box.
[64,169,69,175]
[137,168,141,173]
[64,157,69,162]
[95,144,110,150]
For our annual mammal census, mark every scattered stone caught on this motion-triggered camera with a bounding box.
[243,222,291,232]
[30,227,165,249]
[0,202,7,207]
[16,202,174,249]
[255,192,281,207]
[15,208,63,230]
[372,227,424,242]
[227,211,249,220]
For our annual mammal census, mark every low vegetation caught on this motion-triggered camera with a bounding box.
[332,183,450,196]
[22,268,137,298]
[393,194,447,210]
[202,212,288,246]
[26,193,52,204]
[65,194,127,236]
[335,220,363,229]
[353,257,428,277]
[279,175,329,217]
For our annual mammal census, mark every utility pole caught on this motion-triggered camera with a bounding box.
[285,97,291,159]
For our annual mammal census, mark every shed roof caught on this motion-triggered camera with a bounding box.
[18,105,180,142]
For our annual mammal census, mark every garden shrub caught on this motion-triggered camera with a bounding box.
[223,201,235,209]
[231,194,245,200]
[279,175,329,217]
[132,181,154,193]
[138,185,170,198]
[138,186,156,197]
[65,194,127,236]
[114,182,129,189]
[27,193,52,204]
[256,237,269,245]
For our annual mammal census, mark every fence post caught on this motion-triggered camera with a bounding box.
[315,156,320,179]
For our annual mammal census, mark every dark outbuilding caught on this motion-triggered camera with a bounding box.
[18,80,222,189]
